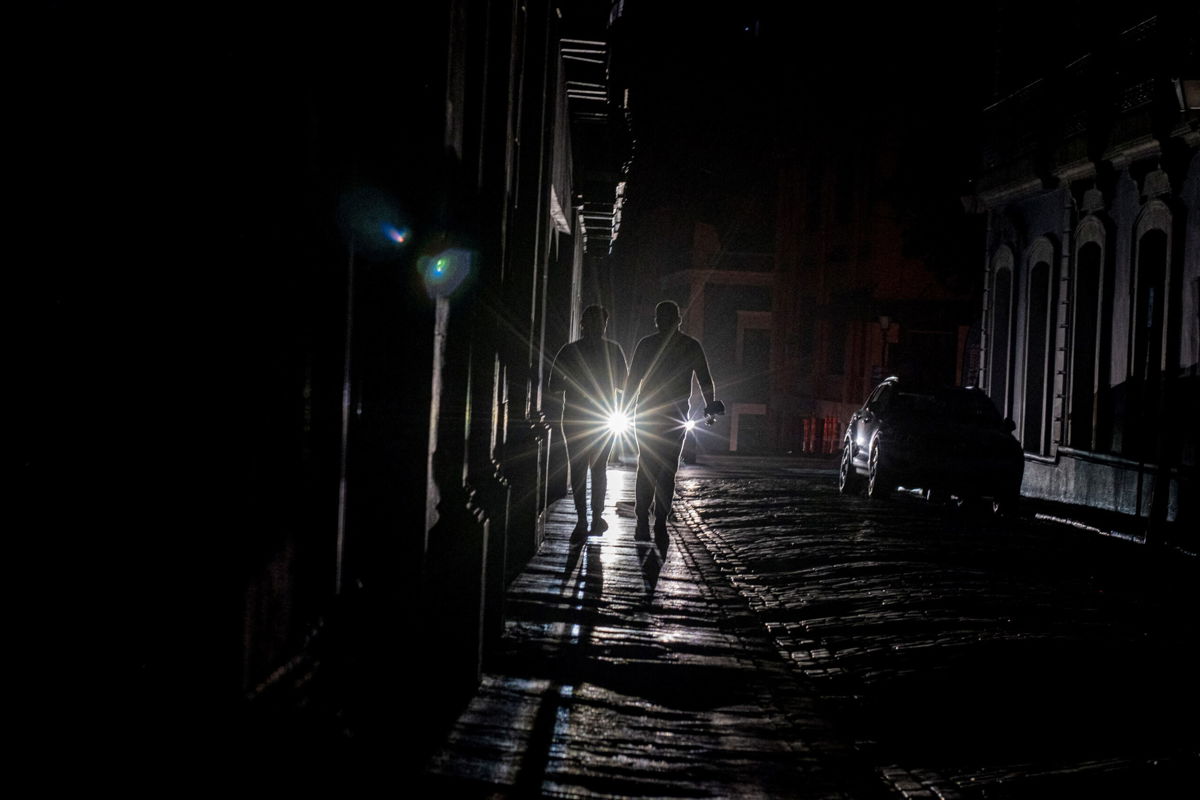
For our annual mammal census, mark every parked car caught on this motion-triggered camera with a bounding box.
[837,377,1024,514]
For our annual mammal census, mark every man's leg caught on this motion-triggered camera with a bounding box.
[648,404,688,533]
[634,428,655,538]
[635,414,671,533]
[589,434,614,529]
[653,425,687,533]
[563,424,588,526]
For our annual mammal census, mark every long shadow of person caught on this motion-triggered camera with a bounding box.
[636,541,662,603]
[514,540,604,794]
[563,537,584,580]
[654,524,670,556]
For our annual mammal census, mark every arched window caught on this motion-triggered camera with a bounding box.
[1126,209,1173,460]
[1068,216,1110,451]
[1022,239,1056,454]
[987,247,1014,415]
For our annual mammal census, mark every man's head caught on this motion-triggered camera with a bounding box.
[654,300,681,332]
[580,304,609,339]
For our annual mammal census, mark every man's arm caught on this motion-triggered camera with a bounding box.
[547,345,568,395]
[612,343,629,402]
[623,342,645,405]
[694,341,716,410]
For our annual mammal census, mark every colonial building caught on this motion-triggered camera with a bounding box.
[32,0,635,760]
[974,9,1198,544]
[663,212,776,453]
[772,117,978,455]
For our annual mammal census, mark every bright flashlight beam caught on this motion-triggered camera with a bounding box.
[684,419,696,431]
[608,411,631,434]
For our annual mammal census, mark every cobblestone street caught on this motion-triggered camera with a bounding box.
[421,456,1197,797]
[676,459,1199,798]
[425,468,875,799]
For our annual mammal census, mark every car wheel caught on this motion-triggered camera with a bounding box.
[838,441,862,494]
[867,439,890,499]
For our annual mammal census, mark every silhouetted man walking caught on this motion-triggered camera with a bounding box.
[625,301,718,542]
[548,305,628,536]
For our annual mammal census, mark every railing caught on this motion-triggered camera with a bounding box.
[979,15,1162,171]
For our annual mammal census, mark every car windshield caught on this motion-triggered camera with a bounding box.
[891,392,940,415]
[891,389,1004,426]
[938,390,1005,425]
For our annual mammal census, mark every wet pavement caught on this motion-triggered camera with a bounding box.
[675,458,1199,798]
[424,467,874,798]
[424,457,1198,798]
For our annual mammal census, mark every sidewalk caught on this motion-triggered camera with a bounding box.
[422,467,876,799]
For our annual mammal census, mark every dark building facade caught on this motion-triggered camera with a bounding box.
[973,7,1198,544]
[772,112,979,455]
[606,5,984,458]
[662,212,776,453]
[26,1,633,760]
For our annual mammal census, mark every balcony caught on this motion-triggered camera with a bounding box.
[978,15,1183,184]
[562,36,634,254]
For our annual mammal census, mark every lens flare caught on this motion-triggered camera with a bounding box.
[420,247,475,296]
[338,187,413,261]
[383,224,410,244]
[684,419,697,432]
[608,410,631,434]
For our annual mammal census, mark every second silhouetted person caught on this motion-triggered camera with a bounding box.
[625,301,718,542]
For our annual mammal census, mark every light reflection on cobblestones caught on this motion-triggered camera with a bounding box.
[677,473,1199,798]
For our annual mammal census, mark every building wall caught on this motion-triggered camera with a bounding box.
[976,11,1199,541]
[774,130,976,455]
[36,0,633,756]
[660,265,774,453]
